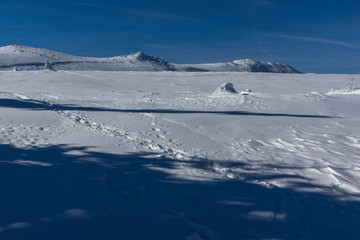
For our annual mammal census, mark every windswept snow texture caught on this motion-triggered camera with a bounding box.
[0,45,301,73]
[0,71,360,239]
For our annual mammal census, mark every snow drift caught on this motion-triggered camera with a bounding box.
[214,83,238,94]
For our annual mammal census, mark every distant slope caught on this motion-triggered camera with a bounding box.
[0,45,301,73]
[172,59,301,73]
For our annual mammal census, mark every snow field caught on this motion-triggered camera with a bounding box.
[0,71,359,239]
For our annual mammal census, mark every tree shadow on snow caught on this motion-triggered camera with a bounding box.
[0,143,359,240]
[0,98,336,118]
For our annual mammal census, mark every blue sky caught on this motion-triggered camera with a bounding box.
[1,0,359,73]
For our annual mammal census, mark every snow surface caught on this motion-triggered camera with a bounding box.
[0,45,301,73]
[0,71,360,239]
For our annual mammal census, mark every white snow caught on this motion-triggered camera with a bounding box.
[0,71,359,239]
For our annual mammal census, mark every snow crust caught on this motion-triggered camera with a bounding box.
[0,71,359,239]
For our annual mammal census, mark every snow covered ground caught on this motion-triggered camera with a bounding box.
[0,71,359,239]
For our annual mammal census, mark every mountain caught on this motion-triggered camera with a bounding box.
[0,45,301,73]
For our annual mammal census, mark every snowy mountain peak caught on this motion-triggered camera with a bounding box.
[131,51,147,58]
[127,51,168,65]
[232,59,256,64]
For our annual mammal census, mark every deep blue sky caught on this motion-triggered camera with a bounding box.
[1,0,359,73]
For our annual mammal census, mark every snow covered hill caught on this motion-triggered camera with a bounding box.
[0,45,172,71]
[0,45,301,73]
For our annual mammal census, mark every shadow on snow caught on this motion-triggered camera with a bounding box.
[0,143,359,240]
[0,98,336,118]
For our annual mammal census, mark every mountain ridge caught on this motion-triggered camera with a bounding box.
[0,45,301,73]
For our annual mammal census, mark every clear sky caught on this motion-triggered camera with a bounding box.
[1,0,359,73]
